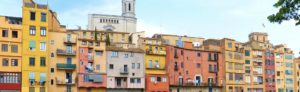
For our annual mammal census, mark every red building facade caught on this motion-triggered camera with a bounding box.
[166,45,224,92]
[264,49,276,92]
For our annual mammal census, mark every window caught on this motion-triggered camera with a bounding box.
[228,42,232,48]
[11,45,18,53]
[162,77,167,82]
[245,60,250,64]
[132,63,135,69]
[12,31,18,38]
[125,54,129,58]
[29,26,36,35]
[130,78,134,83]
[2,30,8,37]
[109,64,114,69]
[87,89,92,92]
[137,63,140,69]
[197,53,201,57]
[11,59,18,66]
[96,64,100,70]
[30,12,36,21]
[2,58,8,66]
[51,68,54,73]
[111,51,118,57]
[29,87,35,92]
[40,42,46,51]
[40,57,46,66]
[130,52,134,57]
[1,44,8,52]
[229,73,233,80]
[29,57,35,66]
[150,77,156,82]
[148,60,153,68]
[245,50,250,56]
[50,79,54,85]
[277,71,280,76]
[40,73,46,84]
[196,63,201,68]
[96,51,103,56]
[157,77,161,82]
[51,53,54,57]
[209,64,212,71]
[50,40,54,45]
[40,87,45,92]
[40,27,46,36]
[41,13,46,22]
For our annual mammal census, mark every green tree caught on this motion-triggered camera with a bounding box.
[268,0,300,25]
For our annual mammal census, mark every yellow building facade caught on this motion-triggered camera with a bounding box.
[22,0,50,92]
[0,16,23,91]
[274,45,294,92]
[138,38,166,74]
[221,39,245,92]
[49,31,78,92]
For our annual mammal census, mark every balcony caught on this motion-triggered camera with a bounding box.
[78,74,106,88]
[120,68,129,74]
[64,38,77,44]
[88,43,94,48]
[56,49,76,56]
[209,70,218,73]
[56,63,76,70]
[56,78,75,85]
[172,81,221,87]
[146,50,166,55]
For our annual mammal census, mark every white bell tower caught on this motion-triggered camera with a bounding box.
[122,0,136,18]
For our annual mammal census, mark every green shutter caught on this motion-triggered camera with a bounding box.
[29,72,35,80]
[40,73,46,82]
[245,51,250,56]
[245,60,250,64]
[29,40,36,48]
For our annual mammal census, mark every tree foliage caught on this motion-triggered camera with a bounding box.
[268,0,300,25]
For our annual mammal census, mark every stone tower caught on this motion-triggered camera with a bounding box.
[122,0,136,18]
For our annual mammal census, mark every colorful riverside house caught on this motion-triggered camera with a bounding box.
[138,37,169,92]
[106,43,145,92]
[264,49,276,92]
[166,40,223,92]
[203,38,245,92]
[152,34,204,49]
[22,0,50,92]
[243,32,273,92]
[48,28,78,92]
[73,30,107,92]
[294,57,300,92]
[274,44,294,92]
[0,16,22,92]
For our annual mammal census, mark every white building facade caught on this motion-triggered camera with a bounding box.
[88,0,137,33]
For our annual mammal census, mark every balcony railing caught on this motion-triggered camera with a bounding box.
[56,78,75,85]
[56,63,76,70]
[56,49,76,56]
[172,82,220,87]
[120,68,129,74]
[64,38,77,44]
[209,70,218,73]
[146,50,166,55]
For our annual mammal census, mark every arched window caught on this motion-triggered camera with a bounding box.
[128,3,131,11]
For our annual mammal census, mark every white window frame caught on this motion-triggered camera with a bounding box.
[40,42,46,51]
